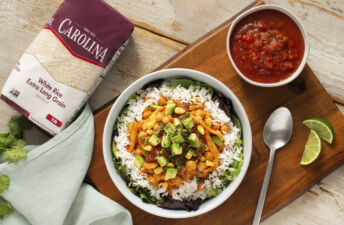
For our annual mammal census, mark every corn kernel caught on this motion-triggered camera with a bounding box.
[197,125,205,135]
[144,145,152,151]
[167,162,175,168]
[174,118,181,126]
[185,151,193,160]
[205,118,212,127]
[200,156,206,162]
[206,160,214,167]
[154,167,163,175]
[161,182,168,189]
[175,107,185,114]
[147,129,153,135]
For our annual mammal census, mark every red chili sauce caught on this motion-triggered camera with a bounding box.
[230,9,305,83]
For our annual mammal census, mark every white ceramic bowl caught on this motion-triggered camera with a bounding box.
[226,4,309,87]
[103,68,252,218]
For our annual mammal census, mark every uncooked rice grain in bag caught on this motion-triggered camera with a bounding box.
[1,0,134,135]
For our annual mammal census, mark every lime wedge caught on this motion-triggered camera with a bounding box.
[302,117,334,144]
[300,130,322,165]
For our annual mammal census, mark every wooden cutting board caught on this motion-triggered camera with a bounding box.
[87,1,344,224]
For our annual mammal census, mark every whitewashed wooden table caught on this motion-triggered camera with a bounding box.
[0,0,343,224]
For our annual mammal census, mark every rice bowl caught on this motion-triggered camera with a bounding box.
[103,68,252,218]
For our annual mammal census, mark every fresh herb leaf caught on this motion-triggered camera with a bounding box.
[229,151,243,181]
[196,82,214,96]
[128,93,137,100]
[179,113,189,119]
[0,176,10,194]
[175,157,186,169]
[170,79,194,89]
[0,133,15,148]
[4,148,27,162]
[0,198,13,219]
[7,116,32,138]
[12,139,26,148]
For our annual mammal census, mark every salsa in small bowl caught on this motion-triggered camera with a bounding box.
[226,5,309,87]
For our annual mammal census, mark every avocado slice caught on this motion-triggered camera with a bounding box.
[165,103,176,115]
[149,134,161,146]
[164,123,176,135]
[161,134,171,148]
[171,143,183,155]
[134,156,144,168]
[165,168,178,180]
[172,133,185,144]
[157,156,168,167]
[188,133,200,148]
[182,117,194,130]
[211,136,223,147]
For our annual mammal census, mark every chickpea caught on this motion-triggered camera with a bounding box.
[147,175,155,183]
[156,112,164,123]
[205,117,212,127]
[168,115,174,122]
[143,111,152,119]
[189,105,196,111]
[158,95,167,106]
[195,109,204,117]
[162,115,170,124]
[212,123,220,130]
[134,149,143,156]
[196,102,204,109]
[166,99,175,104]
[153,123,159,131]
[138,131,147,138]
[205,152,214,160]
[186,160,197,170]
[221,125,230,133]
[197,162,208,172]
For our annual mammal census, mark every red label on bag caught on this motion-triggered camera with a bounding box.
[46,114,62,127]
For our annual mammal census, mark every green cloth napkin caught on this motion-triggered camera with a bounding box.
[0,105,132,225]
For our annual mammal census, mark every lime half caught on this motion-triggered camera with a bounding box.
[302,117,334,144]
[300,130,322,165]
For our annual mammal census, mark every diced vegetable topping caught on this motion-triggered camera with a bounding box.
[182,117,194,130]
[165,168,178,180]
[149,135,161,146]
[157,156,168,167]
[134,156,144,168]
[188,133,200,148]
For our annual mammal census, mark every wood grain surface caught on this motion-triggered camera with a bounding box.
[86,2,344,224]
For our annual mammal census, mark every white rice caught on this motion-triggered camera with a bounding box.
[114,80,242,201]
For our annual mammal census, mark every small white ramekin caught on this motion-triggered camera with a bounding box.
[226,4,309,87]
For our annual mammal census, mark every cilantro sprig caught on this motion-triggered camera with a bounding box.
[0,115,32,219]
[0,116,32,163]
[0,197,12,219]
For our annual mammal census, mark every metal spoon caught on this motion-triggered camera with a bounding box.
[252,107,293,225]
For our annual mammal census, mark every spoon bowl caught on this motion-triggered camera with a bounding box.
[263,107,293,151]
[252,107,293,225]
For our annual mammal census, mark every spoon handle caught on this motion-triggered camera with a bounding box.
[252,149,276,225]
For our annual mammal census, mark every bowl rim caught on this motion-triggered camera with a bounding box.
[102,68,252,218]
[226,4,310,87]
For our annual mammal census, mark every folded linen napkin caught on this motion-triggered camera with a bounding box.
[0,105,132,225]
